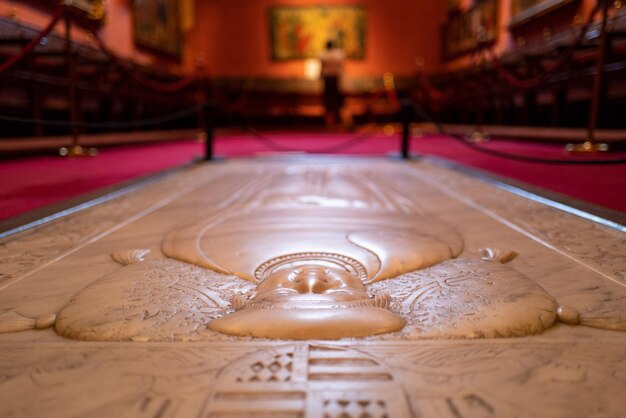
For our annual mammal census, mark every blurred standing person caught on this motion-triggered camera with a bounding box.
[319,40,347,128]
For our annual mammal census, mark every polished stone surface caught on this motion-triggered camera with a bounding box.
[0,156,624,417]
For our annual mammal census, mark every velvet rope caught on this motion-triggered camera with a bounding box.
[0,6,64,75]
[416,71,454,103]
[0,102,205,128]
[245,125,380,154]
[410,101,626,165]
[384,82,401,111]
[74,10,198,93]
[220,81,254,113]
[363,81,399,114]
[485,0,602,90]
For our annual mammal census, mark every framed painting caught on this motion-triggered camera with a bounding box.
[68,0,106,21]
[133,0,182,58]
[510,0,579,27]
[38,0,106,24]
[269,5,366,60]
[442,0,498,60]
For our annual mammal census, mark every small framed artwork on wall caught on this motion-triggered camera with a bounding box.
[39,0,106,24]
[132,0,182,59]
[442,0,498,60]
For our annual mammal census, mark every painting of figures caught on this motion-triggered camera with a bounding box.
[270,6,366,60]
[442,0,498,59]
[39,0,106,23]
[133,0,182,58]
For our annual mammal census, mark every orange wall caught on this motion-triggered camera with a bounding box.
[5,0,448,78]
[4,0,606,78]
[1,0,183,72]
[184,0,448,78]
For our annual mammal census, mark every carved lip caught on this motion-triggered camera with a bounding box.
[250,289,371,304]
[243,294,392,310]
[209,306,405,340]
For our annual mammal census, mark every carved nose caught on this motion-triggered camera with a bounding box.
[307,276,331,294]
[293,270,334,294]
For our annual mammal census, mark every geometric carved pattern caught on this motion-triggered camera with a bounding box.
[236,352,294,383]
[1,341,624,417]
[207,345,410,417]
[322,398,387,418]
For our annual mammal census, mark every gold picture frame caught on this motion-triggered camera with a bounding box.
[67,0,106,21]
[38,0,106,24]
[442,0,498,60]
[269,5,366,60]
[133,0,182,58]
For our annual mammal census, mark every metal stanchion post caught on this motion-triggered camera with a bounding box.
[59,7,95,157]
[400,99,413,159]
[567,0,610,153]
[467,91,490,143]
[470,95,491,143]
[204,101,215,161]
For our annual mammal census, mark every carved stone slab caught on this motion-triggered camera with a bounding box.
[0,340,624,417]
[0,157,624,417]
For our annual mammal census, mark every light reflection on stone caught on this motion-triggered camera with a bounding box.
[209,258,405,339]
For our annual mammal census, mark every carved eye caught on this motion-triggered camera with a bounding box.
[288,269,302,281]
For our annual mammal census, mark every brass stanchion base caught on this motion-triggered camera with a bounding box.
[383,124,397,136]
[196,131,207,143]
[465,131,491,143]
[59,145,98,157]
[411,126,424,138]
[565,141,610,153]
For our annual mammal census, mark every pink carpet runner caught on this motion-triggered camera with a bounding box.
[1,131,624,222]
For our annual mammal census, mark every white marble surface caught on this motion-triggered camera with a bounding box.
[0,157,624,417]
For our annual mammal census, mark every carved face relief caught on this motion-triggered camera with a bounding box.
[209,258,406,340]
[160,166,466,341]
[251,264,369,304]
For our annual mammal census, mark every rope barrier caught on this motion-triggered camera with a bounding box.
[0,6,198,92]
[416,71,454,102]
[383,74,401,111]
[240,73,401,153]
[0,6,64,75]
[244,125,380,154]
[78,14,197,93]
[219,81,255,113]
[47,7,199,93]
[4,93,622,164]
[410,102,626,165]
[485,0,602,90]
[0,102,205,129]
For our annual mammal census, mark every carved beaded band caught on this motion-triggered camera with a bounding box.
[254,252,369,283]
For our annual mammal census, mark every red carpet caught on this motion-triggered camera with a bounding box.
[0,141,205,221]
[1,131,625,222]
